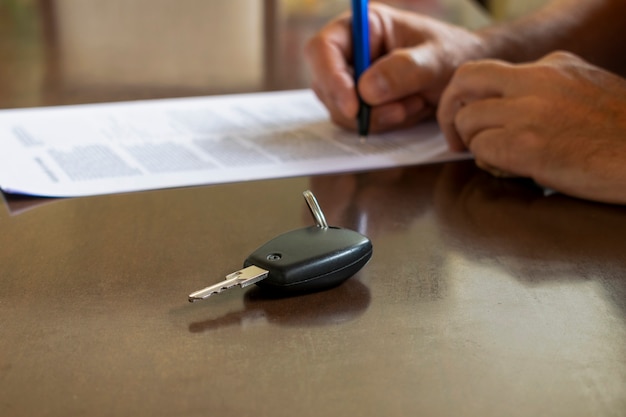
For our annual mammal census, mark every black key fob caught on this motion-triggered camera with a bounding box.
[244,226,372,294]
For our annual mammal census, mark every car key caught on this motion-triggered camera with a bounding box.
[188,190,373,302]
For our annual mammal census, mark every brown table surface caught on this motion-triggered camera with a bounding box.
[1,2,625,416]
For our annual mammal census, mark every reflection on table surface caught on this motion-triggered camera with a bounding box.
[2,159,625,416]
[1,1,626,416]
[311,161,626,312]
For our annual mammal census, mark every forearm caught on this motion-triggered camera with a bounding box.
[478,0,626,75]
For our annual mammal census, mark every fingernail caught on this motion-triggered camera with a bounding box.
[362,72,390,101]
[373,73,390,96]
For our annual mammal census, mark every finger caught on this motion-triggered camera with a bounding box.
[322,94,430,133]
[453,97,511,147]
[310,79,359,132]
[305,14,353,77]
[468,127,533,179]
[475,159,517,178]
[358,46,441,106]
[448,59,522,97]
[437,93,466,152]
[311,77,359,128]
[369,94,429,132]
[305,14,359,119]
[457,94,552,176]
[438,60,513,151]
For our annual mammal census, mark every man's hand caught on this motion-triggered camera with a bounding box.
[305,3,486,133]
[438,51,626,204]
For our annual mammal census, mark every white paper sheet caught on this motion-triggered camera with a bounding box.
[0,89,469,197]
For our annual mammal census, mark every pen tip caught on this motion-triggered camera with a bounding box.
[359,135,367,143]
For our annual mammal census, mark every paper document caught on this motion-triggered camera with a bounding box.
[0,89,469,197]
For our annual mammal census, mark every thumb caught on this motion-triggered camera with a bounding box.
[358,45,446,106]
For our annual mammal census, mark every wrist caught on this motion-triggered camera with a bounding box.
[474,24,532,63]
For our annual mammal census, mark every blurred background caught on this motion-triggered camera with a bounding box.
[0,0,547,109]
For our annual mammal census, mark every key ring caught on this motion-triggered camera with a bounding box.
[303,190,328,229]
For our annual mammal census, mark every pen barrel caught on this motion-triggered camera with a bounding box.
[351,0,370,78]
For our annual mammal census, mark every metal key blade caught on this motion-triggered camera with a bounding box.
[188,265,269,302]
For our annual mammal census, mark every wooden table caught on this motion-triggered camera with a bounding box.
[1,1,625,416]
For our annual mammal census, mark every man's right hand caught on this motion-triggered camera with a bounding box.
[305,3,487,133]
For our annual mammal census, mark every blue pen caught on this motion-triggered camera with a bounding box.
[351,0,371,138]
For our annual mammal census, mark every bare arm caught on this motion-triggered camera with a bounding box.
[480,0,626,75]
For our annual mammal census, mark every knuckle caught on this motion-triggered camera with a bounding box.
[304,35,323,60]
[454,60,489,78]
[516,129,542,151]
[544,50,577,63]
